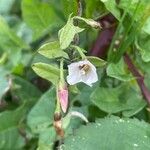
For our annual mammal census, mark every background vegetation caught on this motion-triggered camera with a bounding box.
[0,0,150,149]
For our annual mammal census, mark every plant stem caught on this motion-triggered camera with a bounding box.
[71,45,86,59]
[55,86,61,113]
[60,58,64,82]
[77,0,82,17]
[124,53,150,104]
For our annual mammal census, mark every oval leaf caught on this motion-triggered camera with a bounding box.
[64,116,150,150]
[91,84,146,115]
[22,0,62,39]
[27,88,55,133]
[38,41,69,59]
[32,63,60,85]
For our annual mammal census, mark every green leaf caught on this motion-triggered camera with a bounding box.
[0,16,28,50]
[61,0,78,18]
[28,88,56,148]
[0,78,9,100]
[133,53,150,75]
[16,22,33,45]
[106,58,134,81]
[144,72,150,89]
[27,88,55,133]
[91,87,125,113]
[122,100,146,117]
[100,0,120,20]
[73,84,98,106]
[86,56,107,67]
[0,103,29,149]
[0,0,15,14]
[0,104,26,129]
[22,0,62,39]
[32,63,60,85]
[91,84,146,115]
[85,0,104,18]
[59,15,84,49]
[0,103,28,132]
[38,127,56,150]
[38,41,69,59]
[0,127,24,149]
[107,3,150,63]
[142,17,150,34]
[119,0,150,34]
[12,76,42,102]
[136,33,150,62]
[0,68,10,100]
[0,53,7,65]
[119,0,149,21]
[64,116,150,150]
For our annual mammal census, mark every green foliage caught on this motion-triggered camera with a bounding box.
[0,0,16,14]
[58,15,84,49]
[85,0,104,18]
[32,63,60,85]
[0,102,30,149]
[100,0,121,20]
[136,33,150,62]
[38,127,56,150]
[0,16,28,50]
[27,88,56,148]
[27,88,55,133]
[64,116,150,150]
[106,0,150,63]
[38,41,69,59]
[0,0,150,149]
[12,76,42,102]
[91,84,146,116]
[22,0,62,39]
[107,58,134,81]
[0,68,9,100]
[61,0,78,18]
[86,56,107,67]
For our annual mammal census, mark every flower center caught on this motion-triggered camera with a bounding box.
[79,64,90,75]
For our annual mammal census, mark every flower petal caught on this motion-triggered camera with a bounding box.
[81,69,98,86]
[67,62,82,85]
[67,59,98,86]
[67,72,82,85]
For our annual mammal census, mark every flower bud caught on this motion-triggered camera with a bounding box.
[57,81,68,113]
[87,19,101,28]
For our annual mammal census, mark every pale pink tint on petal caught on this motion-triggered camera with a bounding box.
[58,89,68,113]
[67,59,98,86]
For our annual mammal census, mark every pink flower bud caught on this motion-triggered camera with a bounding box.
[58,82,68,113]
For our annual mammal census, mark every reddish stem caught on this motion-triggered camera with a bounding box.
[124,53,150,104]
[90,14,117,58]
[90,14,150,105]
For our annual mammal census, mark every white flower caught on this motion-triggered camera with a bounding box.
[67,59,98,86]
